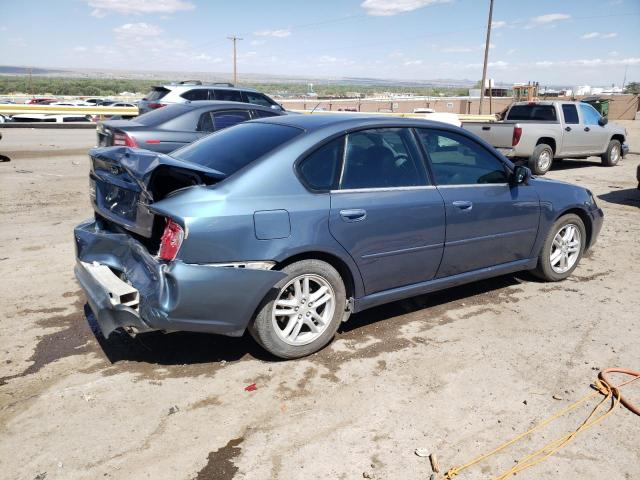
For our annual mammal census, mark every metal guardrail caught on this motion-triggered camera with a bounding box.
[0,104,139,115]
[291,109,496,122]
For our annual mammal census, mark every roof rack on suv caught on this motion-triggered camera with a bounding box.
[211,82,235,87]
[176,80,203,85]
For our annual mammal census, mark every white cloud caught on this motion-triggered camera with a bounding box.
[530,13,571,24]
[250,39,266,46]
[0,26,7,32]
[442,43,493,54]
[360,0,451,16]
[609,50,619,56]
[581,31,618,39]
[8,37,27,48]
[506,48,517,55]
[253,29,291,38]
[114,22,163,37]
[403,60,423,66]
[492,20,506,28]
[88,0,194,17]
[73,46,88,52]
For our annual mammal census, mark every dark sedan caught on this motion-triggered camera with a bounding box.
[96,101,284,153]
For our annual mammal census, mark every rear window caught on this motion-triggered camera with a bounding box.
[506,105,557,121]
[171,122,302,175]
[134,104,192,126]
[145,87,169,101]
[214,89,243,102]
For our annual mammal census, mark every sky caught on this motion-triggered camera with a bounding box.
[1,0,639,86]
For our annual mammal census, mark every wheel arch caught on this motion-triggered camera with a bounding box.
[274,250,359,300]
[555,207,593,249]
[536,137,557,154]
[610,134,625,145]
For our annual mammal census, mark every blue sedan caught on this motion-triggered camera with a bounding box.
[74,114,603,358]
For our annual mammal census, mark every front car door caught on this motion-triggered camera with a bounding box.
[579,103,610,153]
[415,128,540,278]
[324,127,446,295]
[560,103,584,156]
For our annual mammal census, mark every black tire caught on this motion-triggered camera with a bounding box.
[601,139,621,166]
[249,259,346,359]
[532,214,586,282]
[528,144,554,175]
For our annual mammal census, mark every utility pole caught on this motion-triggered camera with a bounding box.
[28,67,33,96]
[227,36,243,86]
[479,0,494,114]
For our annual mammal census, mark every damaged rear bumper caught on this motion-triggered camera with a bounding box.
[74,219,286,338]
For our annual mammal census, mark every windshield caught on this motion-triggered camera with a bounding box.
[171,122,303,175]
[507,105,557,121]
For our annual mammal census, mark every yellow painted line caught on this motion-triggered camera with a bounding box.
[0,105,138,115]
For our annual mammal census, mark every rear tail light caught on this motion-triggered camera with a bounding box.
[158,219,184,261]
[148,103,166,109]
[145,139,161,144]
[113,131,138,147]
[512,126,523,146]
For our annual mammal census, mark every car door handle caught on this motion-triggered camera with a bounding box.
[584,127,590,132]
[565,126,572,132]
[452,200,473,211]
[339,209,367,222]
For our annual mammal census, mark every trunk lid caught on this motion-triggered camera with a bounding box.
[97,120,145,147]
[89,146,225,238]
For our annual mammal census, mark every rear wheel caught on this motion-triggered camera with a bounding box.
[528,144,554,175]
[250,260,346,359]
[601,139,621,166]
[532,214,586,281]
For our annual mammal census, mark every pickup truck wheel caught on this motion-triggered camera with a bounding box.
[601,139,621,166]
[532,213,586,282]
[528,144,554,175]
[249,259,346,359]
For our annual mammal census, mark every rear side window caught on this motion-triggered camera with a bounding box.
[214,89,243,102]
[197,112,214,132]
[507,105,557,121]
[298,137,344,191]
[245,91,276,107]
[181,89,209,101]
[580,103,601,125]
[135,104,192,126]
[416,129,507,185]
[253,109,280,118]
[145,87,169,101]
[562,104,579,124]
[339,128,427,189]
[213,110,250,130]
[171,123,302,175]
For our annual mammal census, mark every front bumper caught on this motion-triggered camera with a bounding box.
[587,206,604,250]
[622,143,629,158]
[74,219,286,338]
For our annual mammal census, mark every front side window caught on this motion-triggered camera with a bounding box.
[212,110,250,130]
[298,137,344,191]
[213,89,243,102]
[181,89,208,101]
[245,92,276,107]
[171,123,302,176]
[416,129,508,185]
[562,104,579,124]
[579,103,602,125]
[339,128,426,189]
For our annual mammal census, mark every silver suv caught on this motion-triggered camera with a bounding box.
[138,81,284,114]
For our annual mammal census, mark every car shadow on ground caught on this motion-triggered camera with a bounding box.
[549,159,600,171]
[598,188,640,207]
[87,272,533,367]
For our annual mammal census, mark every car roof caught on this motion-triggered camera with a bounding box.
[159,84,260,93]
[185,100,277,111]
[251,113,461,132]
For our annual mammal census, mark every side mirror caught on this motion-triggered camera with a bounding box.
[512,165,531,185]
[598,117,608,126]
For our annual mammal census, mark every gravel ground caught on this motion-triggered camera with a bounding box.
[0,123,638,480]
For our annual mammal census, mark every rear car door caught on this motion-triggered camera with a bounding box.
[326,127,446,295]
[560,103,584,155]
[579,103,609,153]
[415,128,540,278]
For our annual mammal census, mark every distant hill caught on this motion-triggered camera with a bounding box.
[0,65,70,75]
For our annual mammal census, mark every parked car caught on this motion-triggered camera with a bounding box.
[84,98,104,105]
[462,101,629,175]
[28,98,57,104]
[138,81,283,114]
[97,101,284,153]
[75,115,603,359]
[11,113,92,123]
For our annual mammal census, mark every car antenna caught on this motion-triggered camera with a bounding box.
[310,102,321,114]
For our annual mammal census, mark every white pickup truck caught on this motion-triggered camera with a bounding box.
[462,101,629,175]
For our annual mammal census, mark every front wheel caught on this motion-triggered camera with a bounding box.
[528,144,554,175]
[250,259,346,359]
[532,214,586,281]
[601,139,621,166]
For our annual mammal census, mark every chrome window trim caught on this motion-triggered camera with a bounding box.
[437,183,510,188]
[330,185,436,194]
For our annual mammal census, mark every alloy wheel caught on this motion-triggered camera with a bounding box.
[550,224,581,274]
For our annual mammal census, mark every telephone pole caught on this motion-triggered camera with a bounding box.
[479,0,494,114]
[227,36,243,85]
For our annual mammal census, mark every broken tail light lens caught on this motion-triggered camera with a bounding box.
[113,132,138,147]
[148,103,166,109]
[158,219,184,261]
[512,126,523,146]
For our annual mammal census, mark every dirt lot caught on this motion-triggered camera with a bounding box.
[1,124,639,480]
